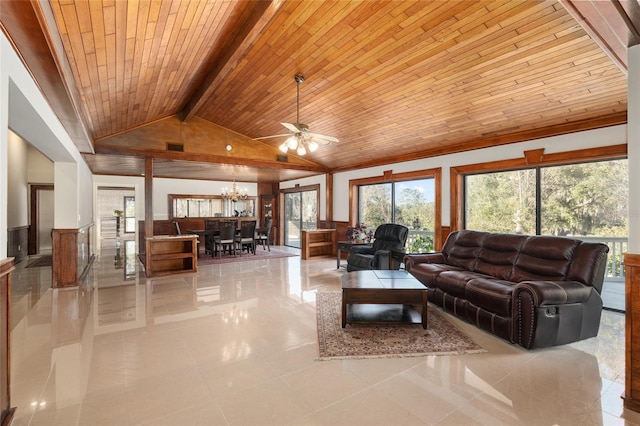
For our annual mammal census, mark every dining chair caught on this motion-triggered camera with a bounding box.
[255,218,272,251]
[214,221,237,258]
[236,220,257,255]
[204,219,220,255]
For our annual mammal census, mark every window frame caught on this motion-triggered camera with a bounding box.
[349,168,442,247]
[451,145,627,232]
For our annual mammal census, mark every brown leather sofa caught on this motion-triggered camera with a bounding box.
[404,230,609,349]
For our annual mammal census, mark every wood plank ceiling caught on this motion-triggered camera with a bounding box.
[0,0,635,182]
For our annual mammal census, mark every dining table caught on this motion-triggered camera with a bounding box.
[186,228,241,257]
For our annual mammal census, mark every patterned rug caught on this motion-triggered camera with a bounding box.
[316,291,486,360]
[196,248,298,266]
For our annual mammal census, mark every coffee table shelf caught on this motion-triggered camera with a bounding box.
[341,270,428,328]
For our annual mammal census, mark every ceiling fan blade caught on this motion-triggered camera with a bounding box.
[255,133,292,140]
[281,122,301,133]
[309,132,339,144]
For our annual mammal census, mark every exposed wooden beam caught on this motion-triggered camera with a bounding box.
[0,0,94,152]
[94,145,331,174]
[559,0,640,73]
[612,0,640,46]
[181,0,283,122]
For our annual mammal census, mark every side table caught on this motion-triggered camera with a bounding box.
[336,241,371,269]
[389,249,434,269]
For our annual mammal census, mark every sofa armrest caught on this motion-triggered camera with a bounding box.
[514,280,594,306]
[404,253,445,271]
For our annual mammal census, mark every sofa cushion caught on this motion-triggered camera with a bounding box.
[474,233,526,280]
[465,278,515,317]
[346,253,374,270]
[409,263,463,287]
[511,236,579,282]
[446,230,486,271]
[436,270,488,298]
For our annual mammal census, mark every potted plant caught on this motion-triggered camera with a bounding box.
[346,224,374,243]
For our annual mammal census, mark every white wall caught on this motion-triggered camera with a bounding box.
[1,31,91,239]
[330,125,627,224]
[27,144,54,183]
[6,131,28,229]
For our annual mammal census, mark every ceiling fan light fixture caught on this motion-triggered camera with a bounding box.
[286,135,298,150]
[256,74,338,156]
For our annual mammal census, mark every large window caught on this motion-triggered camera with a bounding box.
[464,160,628,237]
[465,169,536,234]
[354,173,438,251]
[359,179,435,231]
[463,157,628,312]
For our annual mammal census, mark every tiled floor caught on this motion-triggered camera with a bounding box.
[7,237,639,425]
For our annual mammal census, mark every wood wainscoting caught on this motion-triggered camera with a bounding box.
[624,253,640,412]
[52,224,94,288]
[6,226,28,264]
[0,259,16,425]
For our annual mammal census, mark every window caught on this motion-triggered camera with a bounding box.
[351,170,440,250]
[461,155,628,312]
[124,196,136,233]
[465,169,536,234]
[169,194,255,219]
[358,179,435,231]
[464,160,628,238]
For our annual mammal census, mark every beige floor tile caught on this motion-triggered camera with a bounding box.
[7,241,632,426]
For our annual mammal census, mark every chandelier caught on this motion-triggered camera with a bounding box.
[221,179,248,202]
[279,134,318,156]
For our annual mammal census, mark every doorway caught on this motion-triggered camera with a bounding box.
[96,187,136,256]
[29,185,54,255]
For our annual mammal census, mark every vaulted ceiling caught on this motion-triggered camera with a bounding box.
[1,0,637,183]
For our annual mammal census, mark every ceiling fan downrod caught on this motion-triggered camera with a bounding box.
[294,74,304,125]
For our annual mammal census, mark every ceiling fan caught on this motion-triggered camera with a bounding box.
[256,74,338,156]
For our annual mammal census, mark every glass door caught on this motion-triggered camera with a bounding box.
[284,188,318,248]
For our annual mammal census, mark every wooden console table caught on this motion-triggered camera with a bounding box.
[301,229,336,259]
[144,235,198,277]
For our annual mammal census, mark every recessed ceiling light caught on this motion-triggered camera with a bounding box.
[226,144,232,151]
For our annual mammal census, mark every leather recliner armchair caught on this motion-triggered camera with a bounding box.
[346,223,409,271]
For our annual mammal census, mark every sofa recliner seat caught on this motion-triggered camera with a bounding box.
[404,230,609,349]
[346,223,409,271]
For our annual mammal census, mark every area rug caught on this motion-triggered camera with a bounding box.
[197,247,298,266]
[25,255,53,268]
[316,291,486,360]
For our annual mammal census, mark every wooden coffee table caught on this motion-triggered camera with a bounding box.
[341,270,428,328]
